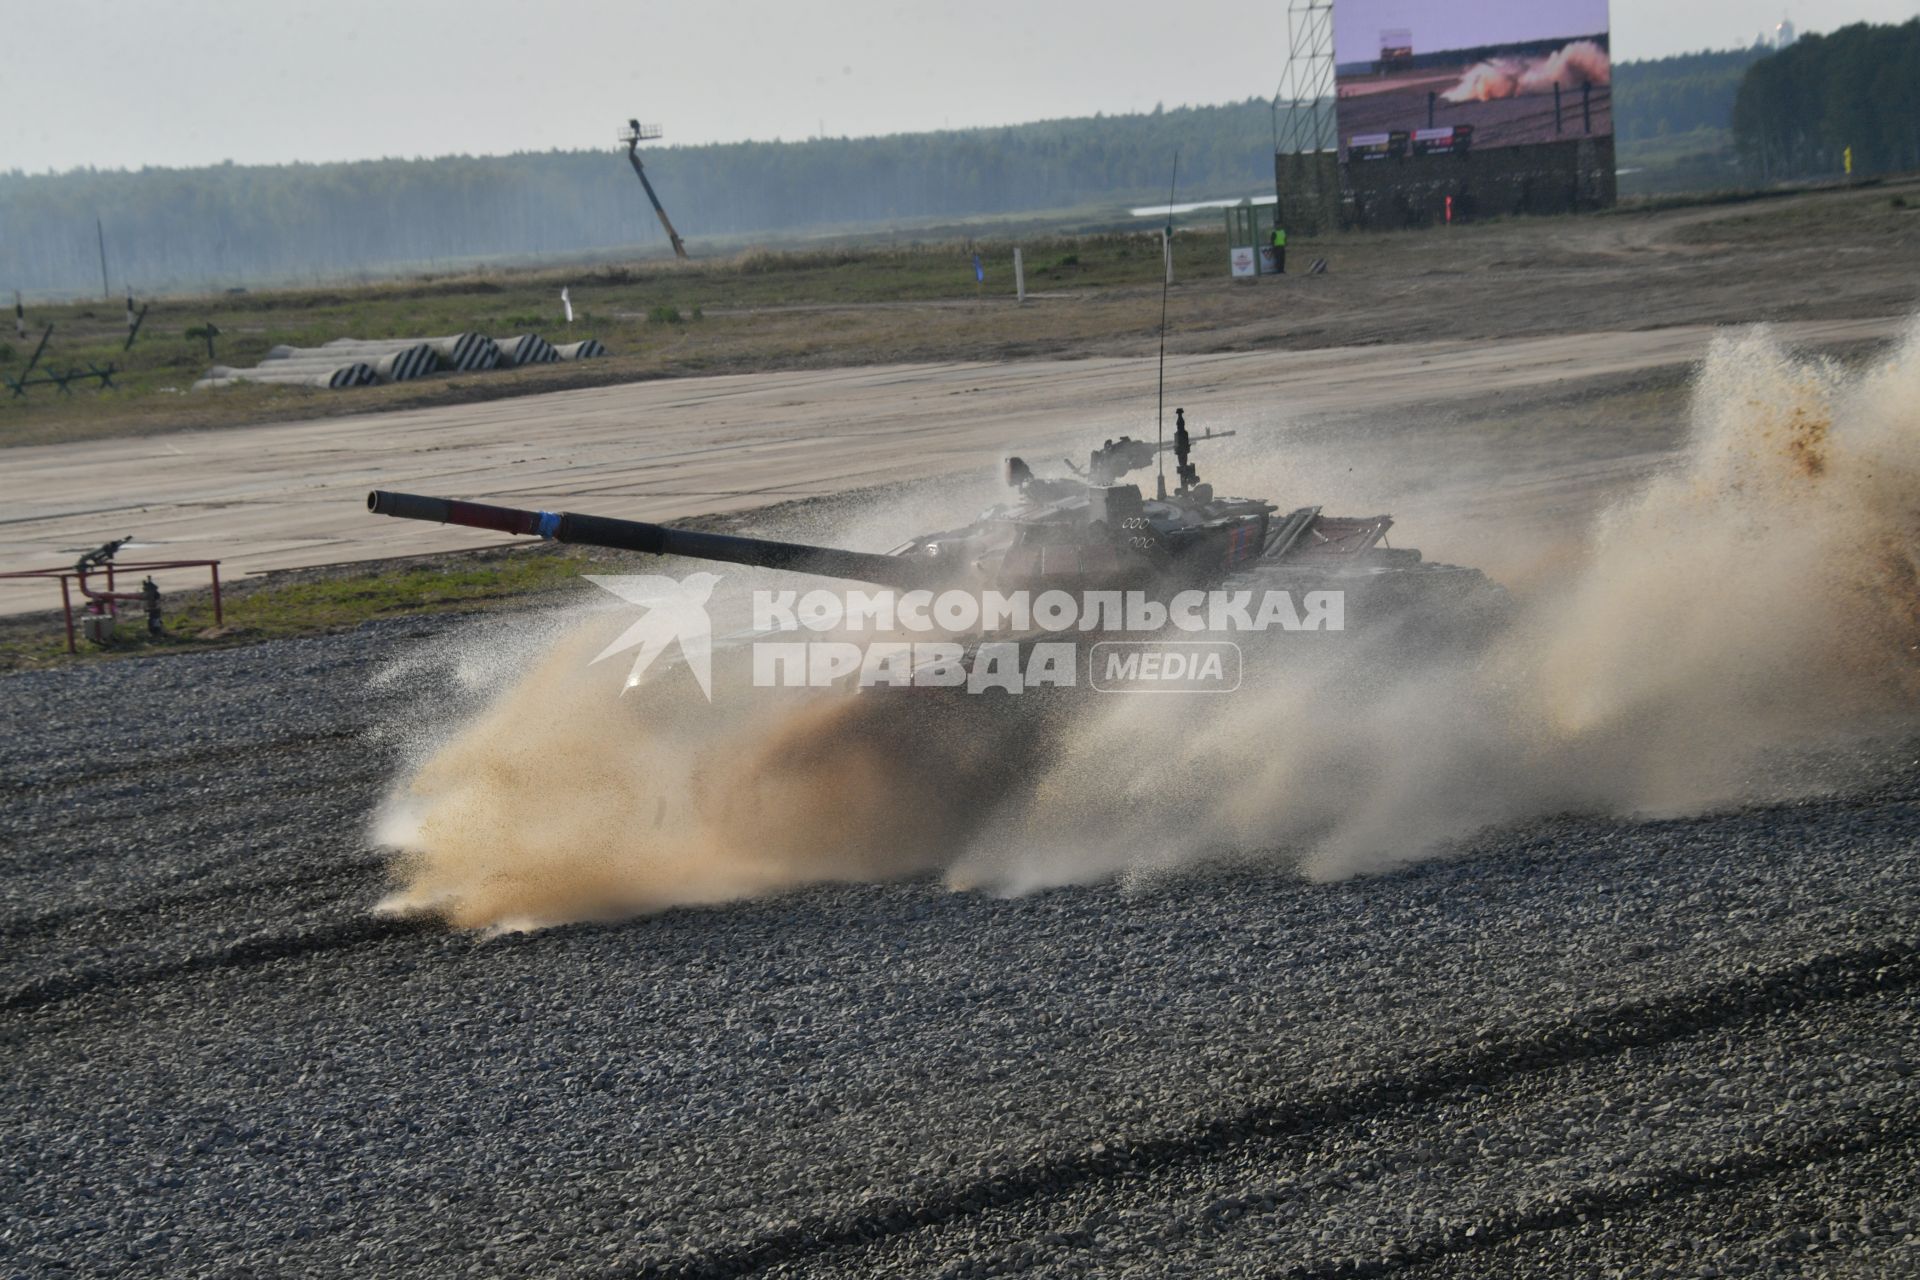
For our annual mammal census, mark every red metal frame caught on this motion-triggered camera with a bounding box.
[0,559,223,654]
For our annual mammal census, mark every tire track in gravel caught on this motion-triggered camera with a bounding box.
[1277,1119,1920,1280]
[3,718,395,943]
[5,783,386,911]
[618,940,1919,1279]
[0,914,442,1016]
[0,725,368,797]
[923,984,1919,1278]
[0,855,387,944]
[11,759,384,845]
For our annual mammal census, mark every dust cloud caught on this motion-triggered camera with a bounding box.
[373,322,1920,927]
[1443,40,1612,105]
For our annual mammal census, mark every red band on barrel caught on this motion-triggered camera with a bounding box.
[443,499,541,537]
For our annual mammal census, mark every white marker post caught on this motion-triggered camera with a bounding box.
[561,287,574,326]
[1013,248,1025,303]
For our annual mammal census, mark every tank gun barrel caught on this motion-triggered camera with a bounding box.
[367,491,938,590]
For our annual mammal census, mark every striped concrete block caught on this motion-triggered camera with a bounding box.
[495,334,559,366]
[423,333,500,371]
[195,362,377,389]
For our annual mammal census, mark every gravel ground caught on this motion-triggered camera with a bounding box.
[2,618,1917,1278]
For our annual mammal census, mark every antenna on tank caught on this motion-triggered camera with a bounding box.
[1155,148,1179,501]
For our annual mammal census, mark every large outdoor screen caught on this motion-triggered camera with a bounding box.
[1333,0,1611,160]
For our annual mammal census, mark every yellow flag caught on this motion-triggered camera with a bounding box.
[1845,146,1853,175]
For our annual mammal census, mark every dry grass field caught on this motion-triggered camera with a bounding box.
[4,179,1915,449]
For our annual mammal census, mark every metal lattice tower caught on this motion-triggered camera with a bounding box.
[1274,0,1336,155]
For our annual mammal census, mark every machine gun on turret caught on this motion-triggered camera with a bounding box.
[1014,424,1236,493]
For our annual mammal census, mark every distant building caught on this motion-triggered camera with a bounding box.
[1776,17,1797,48]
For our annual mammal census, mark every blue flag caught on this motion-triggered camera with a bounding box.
[972,253,984,283]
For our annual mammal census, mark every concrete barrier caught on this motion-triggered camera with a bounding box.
[220,330,594,388]
[422,333,500,371]
[271,343,436,381]
[368,344,438,382]
[193,362,376,390]
[428,330,499,370]
[495,334,558,367]
[324,333,499,372]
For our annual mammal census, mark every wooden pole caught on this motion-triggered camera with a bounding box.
[21,322,52,377]
[96,217,110,300]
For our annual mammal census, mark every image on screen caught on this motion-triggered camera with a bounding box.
[1333,0,1611,158]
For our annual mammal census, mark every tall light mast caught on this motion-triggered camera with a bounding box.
[620,119,688,259]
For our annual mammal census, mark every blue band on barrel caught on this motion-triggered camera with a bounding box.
[536,511,561,539]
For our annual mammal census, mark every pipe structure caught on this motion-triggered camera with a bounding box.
[368,344,438,382]
[267,343,437,381]
[195,362,375,389]
[423,333,500,371]
[324,333,500,371]
[495,334,558,366]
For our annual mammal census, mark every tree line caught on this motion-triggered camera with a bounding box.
[1612,46,1767,141]
[1,100,1284,298]
[0,44,1831,298]
[1733,20,1920,180]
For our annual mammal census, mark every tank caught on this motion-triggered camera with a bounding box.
[372,412,1490,589]
[368,411,1505,687]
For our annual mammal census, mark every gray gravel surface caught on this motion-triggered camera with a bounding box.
[2,619,1917,1278]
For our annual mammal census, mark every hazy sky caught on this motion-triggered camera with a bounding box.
[10,0,1916,174]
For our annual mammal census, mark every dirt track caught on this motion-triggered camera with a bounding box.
[0,316,1899,616]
